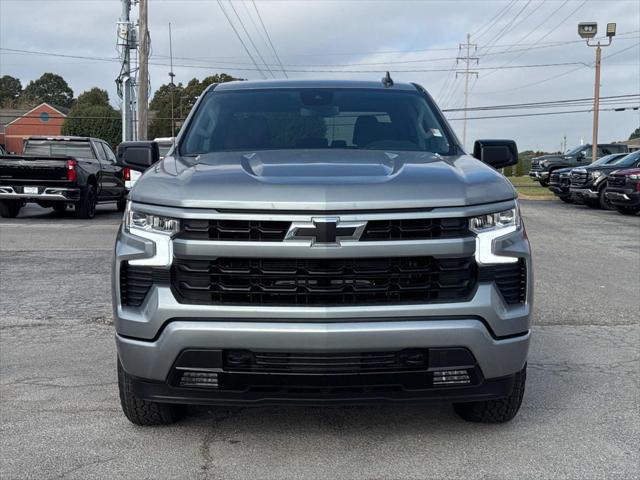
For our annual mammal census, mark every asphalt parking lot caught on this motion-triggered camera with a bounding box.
[1,200,638,480]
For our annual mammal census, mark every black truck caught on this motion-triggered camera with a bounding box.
[605,152,640,215]
[0,136,127,218]
[548,153,628,203]
[570,150,640,209]
[529,143,629,187]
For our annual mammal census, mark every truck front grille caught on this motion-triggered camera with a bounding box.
[171,256,477,306]
[607,174,626,188]
[570,171,589,187]
[178,219,291,241]
[223,349,429,374]
[360,217,469,240]
[177,217,470,242]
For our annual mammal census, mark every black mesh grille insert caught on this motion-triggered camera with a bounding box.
[479,260,527,305]
[223,349,429,374]
[607,174,626,188]
[360,217,469,241]
[570,171,589,187]
[172,256,477,306]
[177,217,470,242]
[178,219,291,241]
[120,262,170,307]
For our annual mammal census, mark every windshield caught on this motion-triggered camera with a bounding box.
[592,154,624,166]
[180,88,454,156]
[613,150,640,167]
[565,145,586,155]
[24,140,95,159]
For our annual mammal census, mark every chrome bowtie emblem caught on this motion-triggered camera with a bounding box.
[285,217,367,245]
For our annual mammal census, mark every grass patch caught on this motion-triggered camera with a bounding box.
[507,176,554,199]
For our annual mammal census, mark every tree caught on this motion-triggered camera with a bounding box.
[75,87,110,108]
[23,73,74,108]
[629,127,640,140]
[62,88,121,147]
[149,73,241,139]
[0,75,22,107]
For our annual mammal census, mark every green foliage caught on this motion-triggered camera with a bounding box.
[23,73,74,108]
[62,88,121,148]
[629,127,640,140]
[149,74,241,139]
[517,150,549,174]
[0,75,22,107]
[75,88,110,107]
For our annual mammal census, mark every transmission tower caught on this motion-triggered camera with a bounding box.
[456,33,478,149]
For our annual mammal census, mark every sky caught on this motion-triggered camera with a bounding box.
[0,0,639,152]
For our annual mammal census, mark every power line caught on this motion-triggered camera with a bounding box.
[442,94,640,112]
[471,0,517,40]
[215,0,267,79]
[226,0,276,78]
[252,0,288,78]
[447,106,639,121]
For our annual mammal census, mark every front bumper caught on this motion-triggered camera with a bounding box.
[113,201,532,402]
[570,187,598,202]
[605,189,640,207]
[0,185,80,202]
[549,185,570,197]
[529,171,548,180]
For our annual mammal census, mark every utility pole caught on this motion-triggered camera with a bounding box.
[116,0,137,142]
[137,0,149,140]
[456,33,478,149]
[168,22,176,140]
[578,22,616,161]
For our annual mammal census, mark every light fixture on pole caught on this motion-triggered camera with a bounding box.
[578,21,616,163]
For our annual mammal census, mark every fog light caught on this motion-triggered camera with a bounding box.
[433,369,470,386]
[179,370,219,388]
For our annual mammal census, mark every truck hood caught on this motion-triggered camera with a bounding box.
[130,149,516,210]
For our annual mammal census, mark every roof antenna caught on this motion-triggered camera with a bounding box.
[382,71,394,88]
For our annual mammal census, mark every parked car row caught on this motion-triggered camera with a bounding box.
[543,149,640,215]
[0,135,175,218]
[529,143,629,187]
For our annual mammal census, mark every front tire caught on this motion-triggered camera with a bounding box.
[538,179,549,187]
[453,365,526,423]
[559,196,573,204]
[0,200,22,218]
[116,196,127,212]
[75,184,97,219]
[118,359,184,426]
[599,187,615,210]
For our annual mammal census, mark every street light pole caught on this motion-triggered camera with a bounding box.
[591,43,602,163]
[578,22,616,162]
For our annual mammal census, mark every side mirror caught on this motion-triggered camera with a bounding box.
[472,139,518,169]
[116,141,160,171]
[577,151,586,160]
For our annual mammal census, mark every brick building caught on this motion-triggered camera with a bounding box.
[0,103,68,154]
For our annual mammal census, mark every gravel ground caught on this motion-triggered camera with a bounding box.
[0,201,638,480]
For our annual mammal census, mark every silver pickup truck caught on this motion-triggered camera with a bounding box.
[113,79,532,425]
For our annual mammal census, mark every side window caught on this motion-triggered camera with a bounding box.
[102,143,117,163]
[94,142,107,162]
[599,147,612,156]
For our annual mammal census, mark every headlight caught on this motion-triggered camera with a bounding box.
[591,171,603,179]
[629,174,640,180]
[124,201,180,236]
[470,207,520,234]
